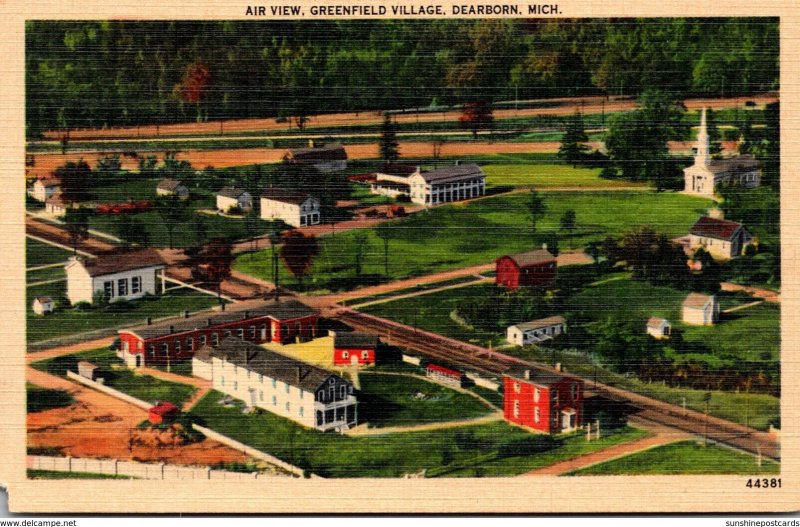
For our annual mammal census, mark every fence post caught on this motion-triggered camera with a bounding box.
[160,463,166,480]
[595,419,601,440]
[67,456,73,473]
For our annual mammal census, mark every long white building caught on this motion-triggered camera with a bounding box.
[193,337,358,432]
[370,162,485,205]
[260,188,321,228]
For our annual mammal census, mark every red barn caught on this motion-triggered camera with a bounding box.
[117,298,318,368]
[148,402,178,424]
[503,367,583,434]
[495,248,557,290]
[333,332,379,366]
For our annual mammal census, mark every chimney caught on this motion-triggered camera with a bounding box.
[542,243,548,251]
[145,317,152,326]
[221,303,226,312]
[183,310,190,319]
[523,369,530,380]
[169,325,175,334]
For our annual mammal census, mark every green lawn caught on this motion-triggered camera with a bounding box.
[682,304,780,363]
[189,389,647,478]
[357,373,493,427]
[570,440,779,475]
[26,384,75,413]
[26,283,221,344]
[27,469,136,480]
[483,164,645,189]
[26,238,73,267]
[235,190,712,293]
[31,347,197,407]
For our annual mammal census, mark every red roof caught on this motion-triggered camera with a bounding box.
[689,216,743,241]
[426,363,461,377]
[149,402,178,416]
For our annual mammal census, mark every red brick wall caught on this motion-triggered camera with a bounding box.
[333,347,376,366]
[503,376,553,433]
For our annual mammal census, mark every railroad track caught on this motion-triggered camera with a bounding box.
[335,307,781,460]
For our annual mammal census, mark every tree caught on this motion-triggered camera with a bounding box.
[704,108,723,157]
[374,223,392,276]
[54,160,92,203]
[379,113,400,163]
[559,209,577,248]
[540,231,560,258]
[585,240,602,275]
[352,231,370,278]
[63,207,91,254]
[244,209,261,253]
[153,195,189,249]
[95,154,123,183]
[191,215,208,246]
[279,230,320,286]
[176,61,211,123]
[621,226,687,285]
[526,189,547,235]
[459,101,494,139]
[115,216,149,250]
[557,111,590,167]
[186,239,234,302]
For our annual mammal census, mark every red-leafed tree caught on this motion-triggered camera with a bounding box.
[459,101,494,139]
[178,62,211,123]
[279,230,320,286]
[186,239,233,301]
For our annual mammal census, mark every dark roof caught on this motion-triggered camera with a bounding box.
[287,143,347,162]
[504,365,573,387]
[157,178,186,192]
[706,155,760,174]
[416,163,485,185]
[501,249,556,268]
[120,298,317,341]
[512,316,566,331]
[210,337,342,392]
[46,193,68,206]
[193,345,213,363]
[334,332,379,349]
[377,164,419,176]
[217,187,249,199]
[690,216,744,241]
[37,177,61,187]
[34,296,53,303]
[75,249,165,277]
[261,188,313,205]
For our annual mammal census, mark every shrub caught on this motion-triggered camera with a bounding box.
[497,436,561,458]
[73,301,93,311]
[92,290,109,307]
[227,205,243,215]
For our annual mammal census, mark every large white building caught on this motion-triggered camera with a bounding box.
[370,162,486,205]
[65,249,166,305]
[193,337,358,432]
[684,108,761,197]
[688,215,753,260]
[260,188,321,228]
[507,316,567,346]
[216,187,253,213]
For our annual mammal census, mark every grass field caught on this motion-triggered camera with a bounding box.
[26,283,221,344]
[569,440,779,475]
[26,238,73,267]
[27,469,136,480]
[31,347,197,407]
[482,164,645,189]
[357,373,493,427]
[189,390,647,478]
[234,190,712,293]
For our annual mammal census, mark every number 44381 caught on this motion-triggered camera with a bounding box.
[746,478,781,488]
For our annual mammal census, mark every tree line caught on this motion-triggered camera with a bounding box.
[26,18,778,136]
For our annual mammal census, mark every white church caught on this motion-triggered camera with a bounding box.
[683,108,761,198]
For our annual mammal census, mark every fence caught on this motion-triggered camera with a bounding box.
[27,455,277,480]
[66,370,153,410]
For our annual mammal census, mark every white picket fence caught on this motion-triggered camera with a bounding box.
[27,455,278,480]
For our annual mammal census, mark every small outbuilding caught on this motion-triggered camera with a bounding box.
[32,296,54,315]
[495,248,557,290]
[156,178,189,199]
[333,332,379,366]
[425,363,462,388]
[77,361,99,380]
[682,293,719,326]
[646,317,672,339]
[148,402,179,424]
[507,316,566,346]
[45,193,69,216]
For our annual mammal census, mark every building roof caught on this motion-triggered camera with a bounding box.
[149,401,178,415]
[504,365,573,387]
[217,187,249,199]
[682,292,715,309]
[689,216,744,241]
[415,163,485,185]
[33,296,53,303]
[46,193,68,206]
[376,164,419,177]
[287,143,347,162]
[77,360,98,370]
[427,363,461,377]
[193,344,213,364]
[261,188,313,205]
[157,178,186,192]
[646,317,670,329]
[36,177,61,188]
[501,248,556,268]
[705,154,761,174]
[210,337,341,392]
[73,249,165,278]
[334,332,379,349]
[120,298,317,341]
[511,316,567,332]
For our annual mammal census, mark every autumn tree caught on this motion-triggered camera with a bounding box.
[459,101,494,139]
[54,160,92,203]
[279,230,320,286]
[186,239,234,302]
[176,61,211,123]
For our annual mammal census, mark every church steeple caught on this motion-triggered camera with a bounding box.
[695,107,710,167]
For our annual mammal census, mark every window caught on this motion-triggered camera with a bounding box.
[103,281,114,298]
[221,377,225,387]
[148,344,155,356]
[513,382,521,394]
[513,401,520,418]
[285,402,291,412]
[224,330,231,337]
[272,396,277,406]
[299,389,304,399]
[199,334,207,346]
[259,390,264,402]
[237,328,244,340]
[342,351,349,359]
[361,351,369,360]
[248,326,256,338]
[174,339,181,353]
[534,407,540,423]
[272,378,277,389]
[233,381,238,391]
[299,407,304,417]
[534,388,540,403]
[137,341,143,350]
[571,383,579,401]
[161,343,169,356]
[211,333,219,345]
[285,382,290,394]
[340,386,346,398]
[131,276,142,294]
[258,374,263,384]
[122,341,129,352]
[117,278,128,296]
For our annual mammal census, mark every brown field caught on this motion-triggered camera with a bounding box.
[41,93,778,141]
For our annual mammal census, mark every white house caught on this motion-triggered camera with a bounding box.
[370,162,486,205]
[32,296,54,315]
[507,316,567,346]
[65,249,166,305]
[684,108,761,197]
[28,177,61,202]
[260,188,320,228]
[682,293,719,326]
[45,193,69,216]
[284,142,348,172]
[156,178,189,199]
[193,337,358,432]
[216,188,253,213]
[688,215,753,260]
[646,317,671,339]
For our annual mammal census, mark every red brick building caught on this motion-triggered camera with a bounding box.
[495,248,557,290]
[118,299,318,368]
[333,332,379,366]
[148,402,178,424]
[503,367,583,434]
